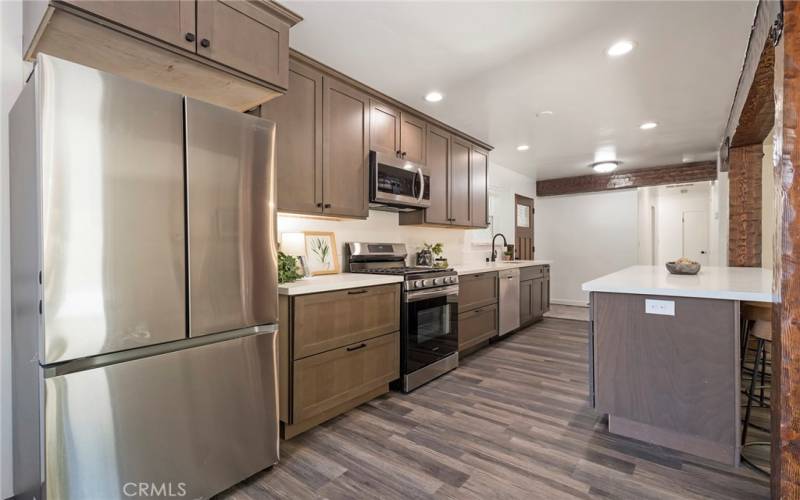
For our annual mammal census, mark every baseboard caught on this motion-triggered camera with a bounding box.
[551,299,589,307]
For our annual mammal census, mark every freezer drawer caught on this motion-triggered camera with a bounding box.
[43,331,279,499]
[185,98,278,337]
[35,55,187,363]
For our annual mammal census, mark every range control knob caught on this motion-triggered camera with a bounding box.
[414,279,424,288]
[446,276,455,284]
[433,277,443,286]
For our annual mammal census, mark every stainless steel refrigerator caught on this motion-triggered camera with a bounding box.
[10,54,280,499]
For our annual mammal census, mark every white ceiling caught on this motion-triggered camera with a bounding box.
[285,1,756,180]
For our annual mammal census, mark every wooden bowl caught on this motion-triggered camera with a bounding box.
[666,261,701,275]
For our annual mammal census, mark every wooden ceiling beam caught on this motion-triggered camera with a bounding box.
[731,40,775,148]
[535,161,717,197]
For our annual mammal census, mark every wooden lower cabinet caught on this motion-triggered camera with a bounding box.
[293,332,399,422]
[458,304,498,352]
[278,284,401,439]
[458,272,498,311]
[520,266,550,327]
[293,284,400,359]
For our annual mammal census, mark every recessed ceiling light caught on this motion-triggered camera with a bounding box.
[590,161,621,173]
[516,144,530,152]
[640,121,658,130]
[424,91,443,103]
[537,110,554,117]
[607,40,635,57]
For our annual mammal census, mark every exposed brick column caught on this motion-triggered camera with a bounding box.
[728,144,763,267]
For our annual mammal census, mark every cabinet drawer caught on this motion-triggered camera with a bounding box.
[293,332,399,422]
[458,272,498,312]
[520,265,548,281]
[293,284,400,359]
[458,303,498,352]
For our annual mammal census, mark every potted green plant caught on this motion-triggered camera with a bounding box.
[278,252,303,284]
[424,242,447,269]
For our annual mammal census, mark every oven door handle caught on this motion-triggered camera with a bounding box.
[416,168,425,203]
[404,285,459,302]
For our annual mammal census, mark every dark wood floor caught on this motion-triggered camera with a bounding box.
[218,318,769,499]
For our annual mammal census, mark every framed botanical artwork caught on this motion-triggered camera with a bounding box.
[304,231,339,275]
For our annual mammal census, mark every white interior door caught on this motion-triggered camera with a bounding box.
[682,210,709,264]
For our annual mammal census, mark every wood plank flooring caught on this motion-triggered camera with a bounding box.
[217,318,769,500]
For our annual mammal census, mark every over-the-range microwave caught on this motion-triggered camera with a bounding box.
[369,150,431,211]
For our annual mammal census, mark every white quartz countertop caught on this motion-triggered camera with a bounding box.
[581,265,774,302]
[453,260,552,275]
[278,273,404,296]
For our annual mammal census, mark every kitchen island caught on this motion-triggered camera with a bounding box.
[582,265,773,465]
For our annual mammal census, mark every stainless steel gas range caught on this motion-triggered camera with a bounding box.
[347,243,459,392]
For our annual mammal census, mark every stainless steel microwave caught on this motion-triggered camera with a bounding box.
[369,150,431,211]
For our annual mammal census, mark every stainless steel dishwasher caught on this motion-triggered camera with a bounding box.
[498,268,520,336]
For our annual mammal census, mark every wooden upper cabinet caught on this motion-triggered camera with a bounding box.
[64,0,196,51]
[471,146,489,227]
[369,100,401,156]
[424,126,451,225]
[450,137,471,226]
[196,0,290,88]
[260,60,323,215]
[323,77,370,218]
[400,113,426,164]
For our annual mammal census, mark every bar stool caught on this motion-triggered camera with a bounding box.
[741,316,771,475]
[740,302,771,375]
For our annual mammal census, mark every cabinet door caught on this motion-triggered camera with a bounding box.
[532,278,544,320]
[65,0,195,51]
[369,100,401,156]
[292,284,400,359]
[458,272,498,312]
[450,137,471,226]
[293,332,399,422]
[260,60,323,215]
[458,304,498,352]
[543,276,551,313]
[471,145,489,227]
[196,0,290,88]
[400,112,426,164]
[424,126,451,225]
[520,279,534,325]
[322,77,370,218]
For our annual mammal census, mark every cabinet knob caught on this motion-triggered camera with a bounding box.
[185,32,195,42]
[316,202,323,208]
[324,203,332,208]
[200,38,211,48]
[401,152,407,158]
[396,150,402,157]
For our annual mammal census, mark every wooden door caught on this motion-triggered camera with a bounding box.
[515,194,534,259]
[196,0,290,87]
[424,126,451,224]
[65,0,195,51]
[260,60,323,215]
[542,275,550,313]
[519,279,534,325]
[400,112,426,164]
[369,100,400,156]
[322,77,370,218]
[471,146,489,228]
[450,137,471,226]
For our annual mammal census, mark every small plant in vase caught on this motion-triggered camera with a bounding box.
[424,242,448,269]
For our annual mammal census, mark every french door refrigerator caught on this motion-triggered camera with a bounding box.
[10,54,279,499]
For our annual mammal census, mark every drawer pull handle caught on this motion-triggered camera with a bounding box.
[346,343,367,352]
[348,289,368,295]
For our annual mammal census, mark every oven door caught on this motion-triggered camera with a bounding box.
[370,151,431,208]
[403,285,459,374]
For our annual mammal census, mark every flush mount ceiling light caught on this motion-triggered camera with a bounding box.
[640,121,658,130]
[516,144,530,151]
[607,40,635,57]
[424,91,443,103]
[536,110,554,117]
[590,161,621,173]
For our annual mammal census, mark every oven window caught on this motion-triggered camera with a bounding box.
[417,305,450,343]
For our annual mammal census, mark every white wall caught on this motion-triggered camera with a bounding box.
[279,162,535,267]
[650,183,712,264]
[1,2,27,496]
[535,190,639,306]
